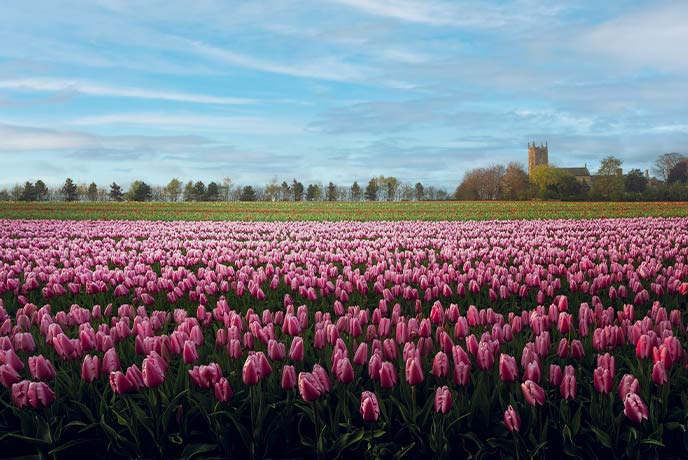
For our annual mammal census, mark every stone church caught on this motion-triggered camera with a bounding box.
[527,142,592,185]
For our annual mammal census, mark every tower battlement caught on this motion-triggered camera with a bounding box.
[528,142,548,177]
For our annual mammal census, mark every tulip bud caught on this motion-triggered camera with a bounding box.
[360,391,380,422]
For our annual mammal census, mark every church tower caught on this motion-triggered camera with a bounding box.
[528,142,548,177]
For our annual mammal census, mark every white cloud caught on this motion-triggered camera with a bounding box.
[0,78,254,105]
[578,3,688,72]
[70,112,305,135]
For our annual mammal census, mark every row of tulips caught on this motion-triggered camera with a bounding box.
[1,218,688,459]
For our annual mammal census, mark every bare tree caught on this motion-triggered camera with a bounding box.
[653,153,684,182]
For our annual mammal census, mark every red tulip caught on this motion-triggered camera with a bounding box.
[81,355,101,382]
[281,365,297,389]
[434,386,452,414]
[499,354,518,382]
[503,405,521,432]
[623,393,649,423]
[521,380,545,406]
[360,391,380,421]
[214,377,233,402]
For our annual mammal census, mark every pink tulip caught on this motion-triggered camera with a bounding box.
[0,364,21,388]
[54,333,81,360]
[183,340,199,364]
[623,393,649,423]
[27,381,56,409]
[503,405,521,432]
[432,351,449,378]
[242,355,261,385]
[521,380,545,406]
[618,374,639,400]
[405,357,424,385]
[549,364,563,387]
[214,377,233,402]
[434,386,452,414]
[289,337,304,361]
[636,335,652,359]
[335,357,354,384]
[570,340,584,359]
[379,361,397,388]
[652,361,667,385]
[593,367,613,394]
[453,362,470,386]
[560,366,577,400]
[81,355,101,382]
[142,354,166,388]
[298,372,323,402]
[28,355,56,381]
[524,361,541,383]
[499,354,518,382]
[126,364,145,390]
[110,371,133,394]
[360,391,380,422]
[102,348,121,374]
[353,342,368,366]
[0,348,24,370]
[312,364,331,393]
[11,380,30,408]
[476,341,494,371]
[281,365,297,389]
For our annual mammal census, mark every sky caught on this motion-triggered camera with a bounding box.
[1,0,687,190]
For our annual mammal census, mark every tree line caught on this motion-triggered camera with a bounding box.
[455,153,688,201]
[2,152,686,203]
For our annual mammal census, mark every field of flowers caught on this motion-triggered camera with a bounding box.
[1,217,688,459]
[1,200,687,221]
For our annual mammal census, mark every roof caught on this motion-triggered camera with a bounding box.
[558,167,591,177]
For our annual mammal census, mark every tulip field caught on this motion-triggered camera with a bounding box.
[1,217,688,459]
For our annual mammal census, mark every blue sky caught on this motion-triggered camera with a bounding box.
[1,0,687,190]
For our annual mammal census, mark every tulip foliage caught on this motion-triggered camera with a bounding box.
[0,218,688,459]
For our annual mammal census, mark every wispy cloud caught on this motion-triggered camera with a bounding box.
[0,78,254,105]
[70,112,305,135]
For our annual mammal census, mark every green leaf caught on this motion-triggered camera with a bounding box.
[180,442,217,460]
[640,438,665,447]
[48,439,90,455]
[589,425,612,449]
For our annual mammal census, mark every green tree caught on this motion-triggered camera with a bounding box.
[414,182,424,201]
[19,182,36,201]
[594,156,624,200]
[165,178,182,202]
[292,179,304,201]
[365,178,379,201]
[351,181,361,201]
[668,161,688,184]
[306,184,321,201]
[34,180,48,201]
[109,182,124,201]
[87,182,98,201]
[240,185,257,201]
[193,181,207,201]
[206,182,220,201]
[529,165,567,199]
[280,181,291,201]
[183,181,194,201]
[62,178,78,202]
[500,162,532,200]
[127,181,152,202]
[625,169,648,193]
[326,182,337,201]
[653,153,684,182]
